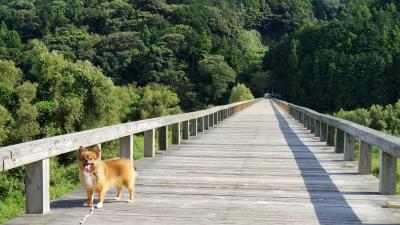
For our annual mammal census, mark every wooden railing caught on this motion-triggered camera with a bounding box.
[274,99,399,195]
[0,99,260,214]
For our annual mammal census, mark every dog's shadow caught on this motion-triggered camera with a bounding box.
[51,198,123,209]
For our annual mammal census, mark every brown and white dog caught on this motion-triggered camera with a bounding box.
[77,144,136,208]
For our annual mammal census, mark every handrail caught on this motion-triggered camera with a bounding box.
[0,99,260,171]
[0,98,261,214]
[273,98,399,195]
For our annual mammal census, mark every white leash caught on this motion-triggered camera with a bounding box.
[79,190,95,224]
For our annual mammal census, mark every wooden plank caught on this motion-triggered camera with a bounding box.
[379,151,397,194]
[120,135,133,160]
[25,159,50,214]
[358,141,372,174]
[144,129,155,157]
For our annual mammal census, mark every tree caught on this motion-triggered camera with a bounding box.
[229,83,254,103]
[197,55,236,103]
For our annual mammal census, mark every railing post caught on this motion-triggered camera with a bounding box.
[120,135,133,160]
[379,151,397,195]
[144,129,155,157]
[310,118,315,134]
[182,121,189,140]
[190,118,197,136]
[158,126,168,151]
[358,141,372,174]
[315,120,321,137]
[335,129,345,153]
[320,122,327,142]
[197,117,204,133]
[209,114,214,127]
[327,126,335,146]
[218,111,223,122]
[214,112,218,125]
[172,123,181,144]
[25,159,50,214]
[344,133,355,161]
[204,115,209,130]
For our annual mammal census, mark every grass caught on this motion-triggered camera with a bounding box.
[0,135,145,224]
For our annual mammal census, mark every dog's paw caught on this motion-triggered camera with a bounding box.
[95,203,103,208]
[114,197,121,201]
[83,202,89,207]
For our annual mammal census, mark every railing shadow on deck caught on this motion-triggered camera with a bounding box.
[270,100,364,225]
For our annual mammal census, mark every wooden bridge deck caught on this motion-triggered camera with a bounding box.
[6,100,400,225]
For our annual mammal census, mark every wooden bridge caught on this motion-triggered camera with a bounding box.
[3,99,400,224]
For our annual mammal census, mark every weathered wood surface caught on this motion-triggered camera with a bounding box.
[0,99,256,171]
[278,99,400,157]
[6,100,400,225]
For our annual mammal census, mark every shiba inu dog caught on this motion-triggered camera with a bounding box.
[78,144,136,208]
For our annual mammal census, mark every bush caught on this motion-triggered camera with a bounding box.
[229,83,254,103]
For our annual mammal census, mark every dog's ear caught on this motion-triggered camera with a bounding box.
[92,144,101,158]
[79,146,86,154]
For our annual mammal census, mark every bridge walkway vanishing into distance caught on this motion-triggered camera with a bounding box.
[5,99,400,225]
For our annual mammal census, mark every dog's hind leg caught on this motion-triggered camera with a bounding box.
[115,185,123,201]
[124,179,135,204]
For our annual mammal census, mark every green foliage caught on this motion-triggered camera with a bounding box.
[136,83,181,119]
[0,105,12,145]
[197,55,236,103]
[334,99,400,137]
[264,1,400,112]
[229,83,254,103]
[0,59,22,86]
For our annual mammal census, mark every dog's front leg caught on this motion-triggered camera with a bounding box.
[84,189,94,207]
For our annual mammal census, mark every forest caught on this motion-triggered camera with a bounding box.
[0,0,400,223]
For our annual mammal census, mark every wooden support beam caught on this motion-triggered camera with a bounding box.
[120,135,133,160]
[190,119,197,136]
[204,115,209,130]
[182,121,189,140]
[214,112,218,125]
[315,120,321,137]
[344,133,355,161]
[144,129,155,157]
[335,129,345,153]
[25,159,50,214]
[327,126,336,146]
[209,114,214,127]
[310,118,315,134]
[379,151,397,195]
[358,141,372,174]
[171,123,180,145]
[158,126,168,151]
[197,117,204,133]
[320,122,327,142]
